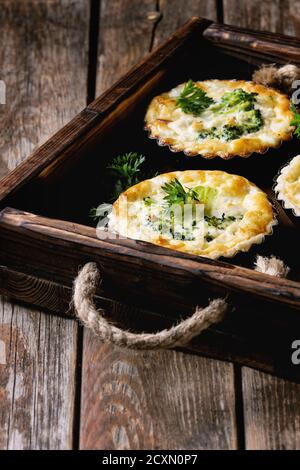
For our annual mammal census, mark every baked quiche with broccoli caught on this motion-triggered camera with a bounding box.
[145,80,294,159]
[108,170,276,259]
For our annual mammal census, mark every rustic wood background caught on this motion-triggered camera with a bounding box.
[1,0,300,450]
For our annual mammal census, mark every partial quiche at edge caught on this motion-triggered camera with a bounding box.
[145,80,294,159]
[108,170,276,259]
[275,155,300,216]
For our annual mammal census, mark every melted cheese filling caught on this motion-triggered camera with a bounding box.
[145,80,293,158]
[275,155,300,216]
[169,83,265,139]
[108,170,276,259]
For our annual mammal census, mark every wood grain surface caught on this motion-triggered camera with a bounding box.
[0,298,77,449]
[80,344,237,450]
[223,0,300,36]
[0,0,90,449]
[1,0,300,451]
[242,369,300,450]
[224,0,300,450]
[96,0,158,95]
[154,0,217,44]
[79,0,238,451]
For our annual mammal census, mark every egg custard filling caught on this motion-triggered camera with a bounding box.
[108,170,276,259]
[275,155,300,216]
[145,80,294,159]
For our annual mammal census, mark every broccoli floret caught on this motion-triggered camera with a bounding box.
[205,214,242,229]
[198,89,263,142]
[243,108,263,132]
[221,109,263,141]
[221,125,244,141]
[213,88,258,113]
[198,127,217,139]
[224,88,257,105]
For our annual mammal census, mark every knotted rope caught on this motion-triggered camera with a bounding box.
[72,255,289,350]
[252,64,300,94]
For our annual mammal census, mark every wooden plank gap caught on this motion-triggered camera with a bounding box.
[87,0,101,103]
[234,364,246,450]
[148,0,163,52]
[72,324,84,450]
[216,0,224,23]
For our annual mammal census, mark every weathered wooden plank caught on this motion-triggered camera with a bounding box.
[242,369,300,450]
[0,0,90,449]
[223,0,300,37]
[0,297,77,449]
[95,0,158,96]
[224,0,300,450]
[80,344,237,450]
[154,0,217,45]
[79,0,238,450]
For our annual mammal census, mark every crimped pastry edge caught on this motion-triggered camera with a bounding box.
[109,170,277,260]
[274,155,300,217]
[144,79,294,160]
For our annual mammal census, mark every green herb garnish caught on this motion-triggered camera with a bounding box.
[205,213,242,229]
[161,178,217,209]
[161,178,217,218]
[90,152,147,221]
[176,80,214,116]
[290,102,300,138]
[161,178,189,206]
[107,152,146,199]
[108,152,145,185]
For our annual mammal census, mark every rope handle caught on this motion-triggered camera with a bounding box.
[73,256,289,350]
[73,262,227,349]
[252,64,300,93]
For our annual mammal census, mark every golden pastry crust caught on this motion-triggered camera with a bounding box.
[275,155,300,216]
[145,80,294,159]
[108,170,276,259]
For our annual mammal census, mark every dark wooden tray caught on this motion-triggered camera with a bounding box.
[1,17,300,376]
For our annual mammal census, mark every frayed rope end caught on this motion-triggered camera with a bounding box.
[254,255,290,278]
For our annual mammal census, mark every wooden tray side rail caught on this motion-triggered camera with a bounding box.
[1,208,300,311]
[204,22,300,64]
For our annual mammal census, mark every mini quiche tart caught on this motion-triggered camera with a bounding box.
[145,80,294,159]
[108,170,276,259]
[275,155,300,216]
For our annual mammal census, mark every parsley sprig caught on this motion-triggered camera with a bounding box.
[290,102,300,138]
[161,178,217,213]
[107,152,146,200]
[90,152,147,220]
[108,152,145,186]
[176,80,214,116]
[161,178,188,205]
